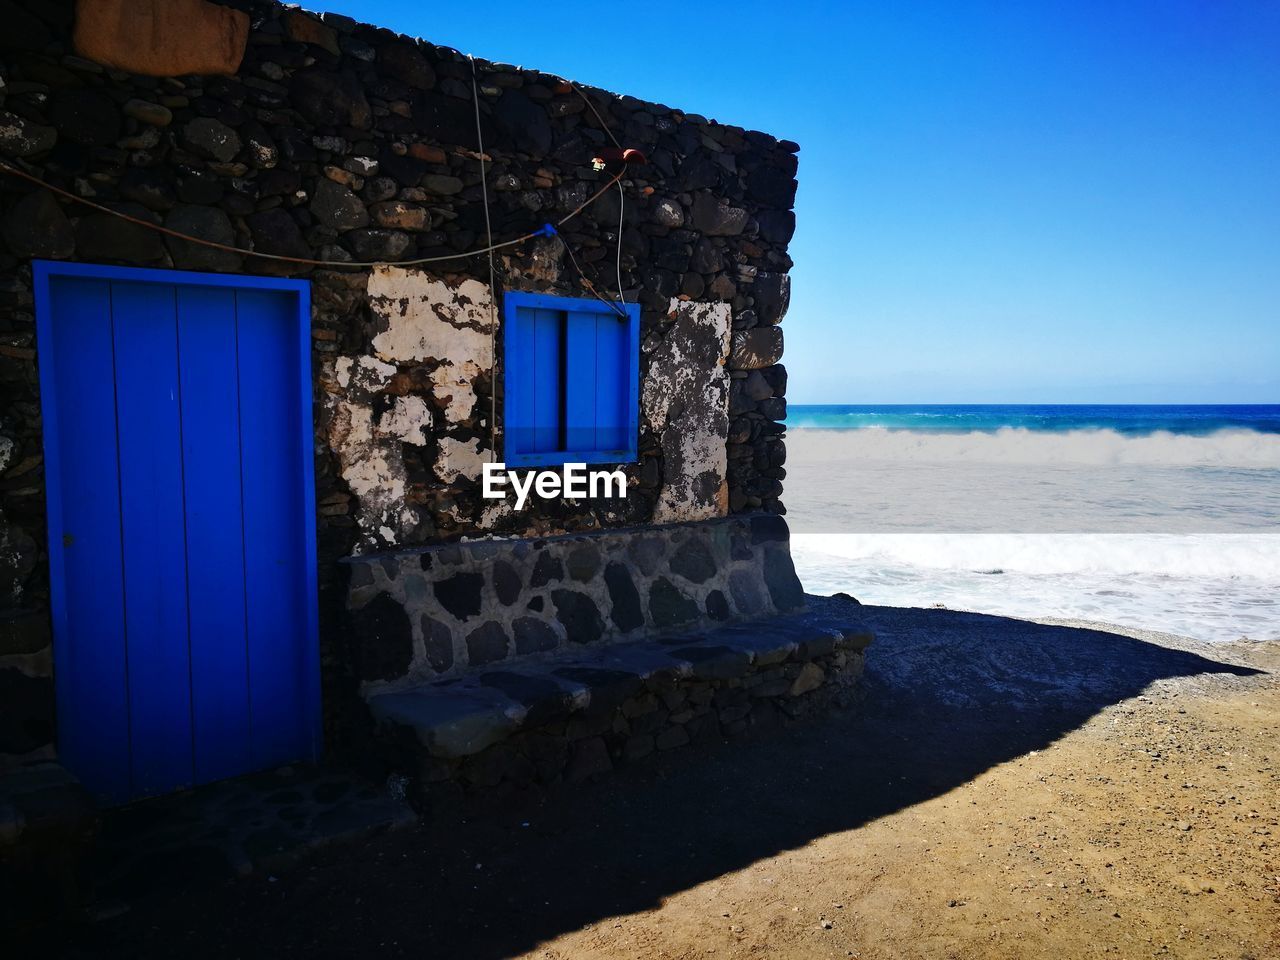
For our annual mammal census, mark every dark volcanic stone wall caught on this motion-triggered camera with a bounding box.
[346,515,806,687]
[0,0,798,765]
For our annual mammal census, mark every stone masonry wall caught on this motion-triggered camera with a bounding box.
[386,631,868,810]
[347,514,805,690]
[0,0,797,766]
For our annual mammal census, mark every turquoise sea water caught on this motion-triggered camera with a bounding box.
[784,405,1280,642]
[786,404,1280,435]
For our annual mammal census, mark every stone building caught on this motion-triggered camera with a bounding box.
[0,0,868,812]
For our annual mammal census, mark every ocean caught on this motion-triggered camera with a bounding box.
[784,405,1280,643]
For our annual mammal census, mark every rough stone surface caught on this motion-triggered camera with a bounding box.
[421,616,454,673]
[644,300,732,523]
[365,598,872,802]
[72,0,249,77]
[0,111,55,156]
[0,0,799,768]
[493,560,521,607]
[513,617,559,655]
[164,205,240,271]
[0,761,97,924]
[75,203,165,262]
[245,207,309,260]
[763,544,806,612]
[49,89,120,146]
[182,117,242,163]
[284,10,340,55]
[465,621,510,666]
[731,327,785,370]
[669,535,717,584]
[649,577,700,629]
[604,562,643,633]
[311,178,370,232]
[380,42,436,90]
[349,593,413,682]
[754,272,791,325]
[434,572,484,622]
[691,194,749,236]
[552,590,605,645]
[347,516,806,687]
[2,191,73,259]
[289,68,371,129]
[123,99,173,128]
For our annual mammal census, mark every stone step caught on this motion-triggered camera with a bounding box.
[0,762,98,930]
[91,765,416,903]
[364,597,873,800]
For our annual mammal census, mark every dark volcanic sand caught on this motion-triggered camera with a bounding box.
[54,603,1280,960]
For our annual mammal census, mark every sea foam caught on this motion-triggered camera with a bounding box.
[785,421,1280,642]
[792,533,1280,643]
[787,426,1280,467]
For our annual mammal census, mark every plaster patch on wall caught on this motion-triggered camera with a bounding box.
[431,359,485,423]
[478,500,514,529]
[437,436,489,484]
[644,299,732,523]
[376,395,432,444]
[324,394,415,549]
[0,507,37,603]
[368,266,493,424]
[335,355,397,397]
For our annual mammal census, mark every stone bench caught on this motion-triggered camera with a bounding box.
[343,515,812,691]
[364,595,872,805]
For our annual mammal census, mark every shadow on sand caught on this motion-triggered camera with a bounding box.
[70,605,1265,959]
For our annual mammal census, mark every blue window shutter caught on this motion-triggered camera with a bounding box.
[564,310,597,452]
[597,309,631,454]
[508,305,562,457]
[566,309,630,454]
[530,308,562,453]
[502,292,638,466]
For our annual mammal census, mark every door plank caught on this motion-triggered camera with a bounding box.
[42,276,132,804]
[110,281,195,797]
[177,285,252,784]
[235,289,309,769]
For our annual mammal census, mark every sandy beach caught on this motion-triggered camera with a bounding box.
[62,600,1279,959]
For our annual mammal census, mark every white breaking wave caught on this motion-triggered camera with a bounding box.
[792,533,1280,643]
[787,427,1280,467]
[791,533,1280,581]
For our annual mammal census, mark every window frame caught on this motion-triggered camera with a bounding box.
[501,290,641,468]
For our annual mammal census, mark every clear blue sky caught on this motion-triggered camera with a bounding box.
[336,1,1280,403]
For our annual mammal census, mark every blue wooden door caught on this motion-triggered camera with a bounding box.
[35,262,319,806]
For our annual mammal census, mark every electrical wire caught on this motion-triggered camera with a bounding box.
[566,80,628,306]
[569,82,624,150]
[470,55,501,461]
[558,232,628,319]
[0,159,625,270]
[616,179,626,306]
[1,78,634,294]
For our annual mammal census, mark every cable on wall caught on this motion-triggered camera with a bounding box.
[470,54,501,462]
[0,159,626,271]
[616,179,627,307]
[1,69,647,463]
[554,225,628,319]
[567,80,630,307]
[570,82,624,150]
